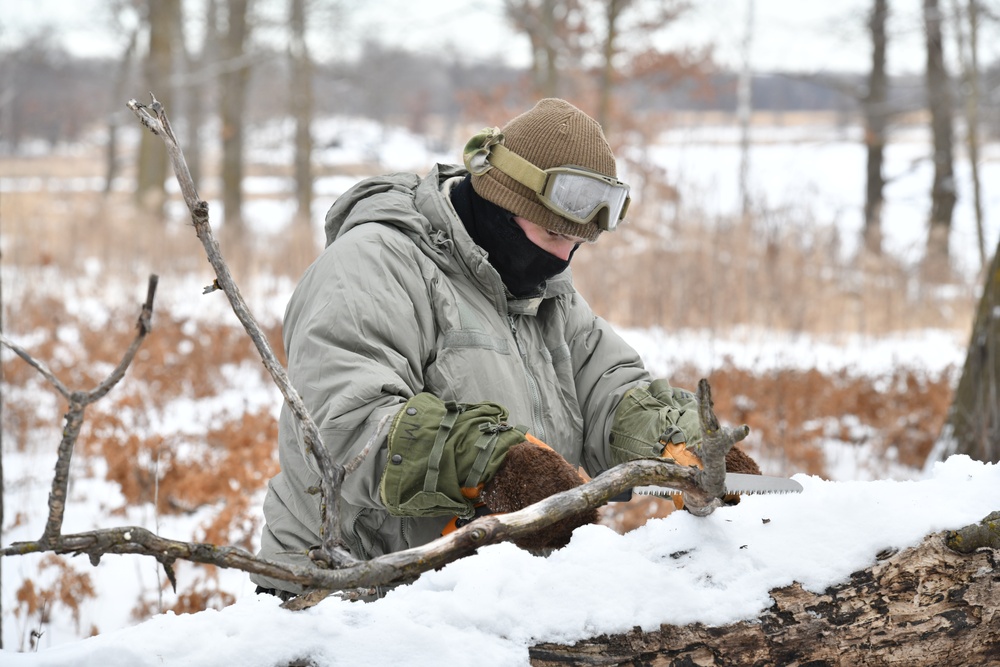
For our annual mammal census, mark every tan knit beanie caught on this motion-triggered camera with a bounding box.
[470,98,617,242]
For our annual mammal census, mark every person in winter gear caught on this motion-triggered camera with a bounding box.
[251,99,759,597]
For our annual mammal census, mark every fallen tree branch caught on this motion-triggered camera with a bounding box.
[2,457,703,593]
[2,309,730,596]
[947,510,1000,552]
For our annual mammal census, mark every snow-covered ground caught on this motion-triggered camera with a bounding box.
[3,456,997,667]
[2,115,997,661]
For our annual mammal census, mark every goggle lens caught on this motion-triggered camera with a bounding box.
[542,169,631,231]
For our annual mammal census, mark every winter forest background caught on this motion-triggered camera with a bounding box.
[2,0,1000,656]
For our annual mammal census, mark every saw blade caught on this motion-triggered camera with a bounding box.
[633,473,803,497]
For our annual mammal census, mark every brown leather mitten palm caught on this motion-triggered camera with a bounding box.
[725,445,762,475]
[480,436,598,551]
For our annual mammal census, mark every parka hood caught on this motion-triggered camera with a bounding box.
[324,164,463,247]
[322,163,576,308]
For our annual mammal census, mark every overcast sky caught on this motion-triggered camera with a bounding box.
[1,0,984,76]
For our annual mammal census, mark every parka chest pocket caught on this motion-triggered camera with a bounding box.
[423,285,522,403]
[424,329,520,403]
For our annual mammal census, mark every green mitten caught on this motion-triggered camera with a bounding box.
[379,393,527,519]
[609,379,702,466]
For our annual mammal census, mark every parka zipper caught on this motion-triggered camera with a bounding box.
[508,314,546,441]
[350,507,411,558]
[349,508,371,560]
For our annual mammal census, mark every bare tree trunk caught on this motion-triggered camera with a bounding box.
[863,0,889,255]
[922,0,957,281]
[504,0,567,99]
[135,0,181,212]
[952,0,987,271]
[530,531,1000,665]
[737,0,755,221]
[935,235,1000,464]
[105,26,139,196]
[219,0,252,233]
[178,0,215,192]
[964,0,985,271]
[597,0,625,131]
[539,0,560,98]
[289,0,314,227]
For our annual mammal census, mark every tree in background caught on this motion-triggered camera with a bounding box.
[929,1,998,468]
[934,239,1000,464]
[135,0,182,213]
[591,0,693,132]
[218,0,253,233]
[103,1,141,196]
[922,0,957,281]
[862,0,889,256]
[597,0,627,127]
[503,0,586,99]
[181,0,221,192]
[737,0,755,221]
[499,0,709,137]
[951,0,987,272]
[0,34,103,152]
[288,0,314,227]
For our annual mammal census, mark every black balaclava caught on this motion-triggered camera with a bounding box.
[450,175,574,298]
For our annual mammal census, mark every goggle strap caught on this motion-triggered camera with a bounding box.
[487,144,548,195]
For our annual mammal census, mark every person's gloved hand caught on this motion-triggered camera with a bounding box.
[480,434,598,551]
[379,393,528,520]
[380,394,596,550]
[610,379,702,465]
[610,379,762,508]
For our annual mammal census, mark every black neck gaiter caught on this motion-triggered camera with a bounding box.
[450,176,571,298]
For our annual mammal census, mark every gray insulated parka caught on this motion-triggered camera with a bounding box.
[252,164,651,593]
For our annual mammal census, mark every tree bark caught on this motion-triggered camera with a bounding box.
[922,0,957,281]
[219,0,252,233]
[952,0,986,271]
[135,0,180,211]
[597,0,625,131]
[863,0,889,256]
[737,0,755,222]
[104,26,139,196]
[530,530,1000,666]
[289,0,314,227]
[180,0,217,192]
[934,234,1000,464]
[503,0,576,99]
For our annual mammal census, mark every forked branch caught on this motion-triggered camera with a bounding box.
[0,275,158,545]
[3,456,708,597]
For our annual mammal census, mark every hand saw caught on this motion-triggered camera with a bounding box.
[614,473,803,501]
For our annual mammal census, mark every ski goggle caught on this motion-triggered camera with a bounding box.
[464,127,631,232]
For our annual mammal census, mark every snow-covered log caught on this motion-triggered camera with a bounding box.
[529,526,1000,666]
